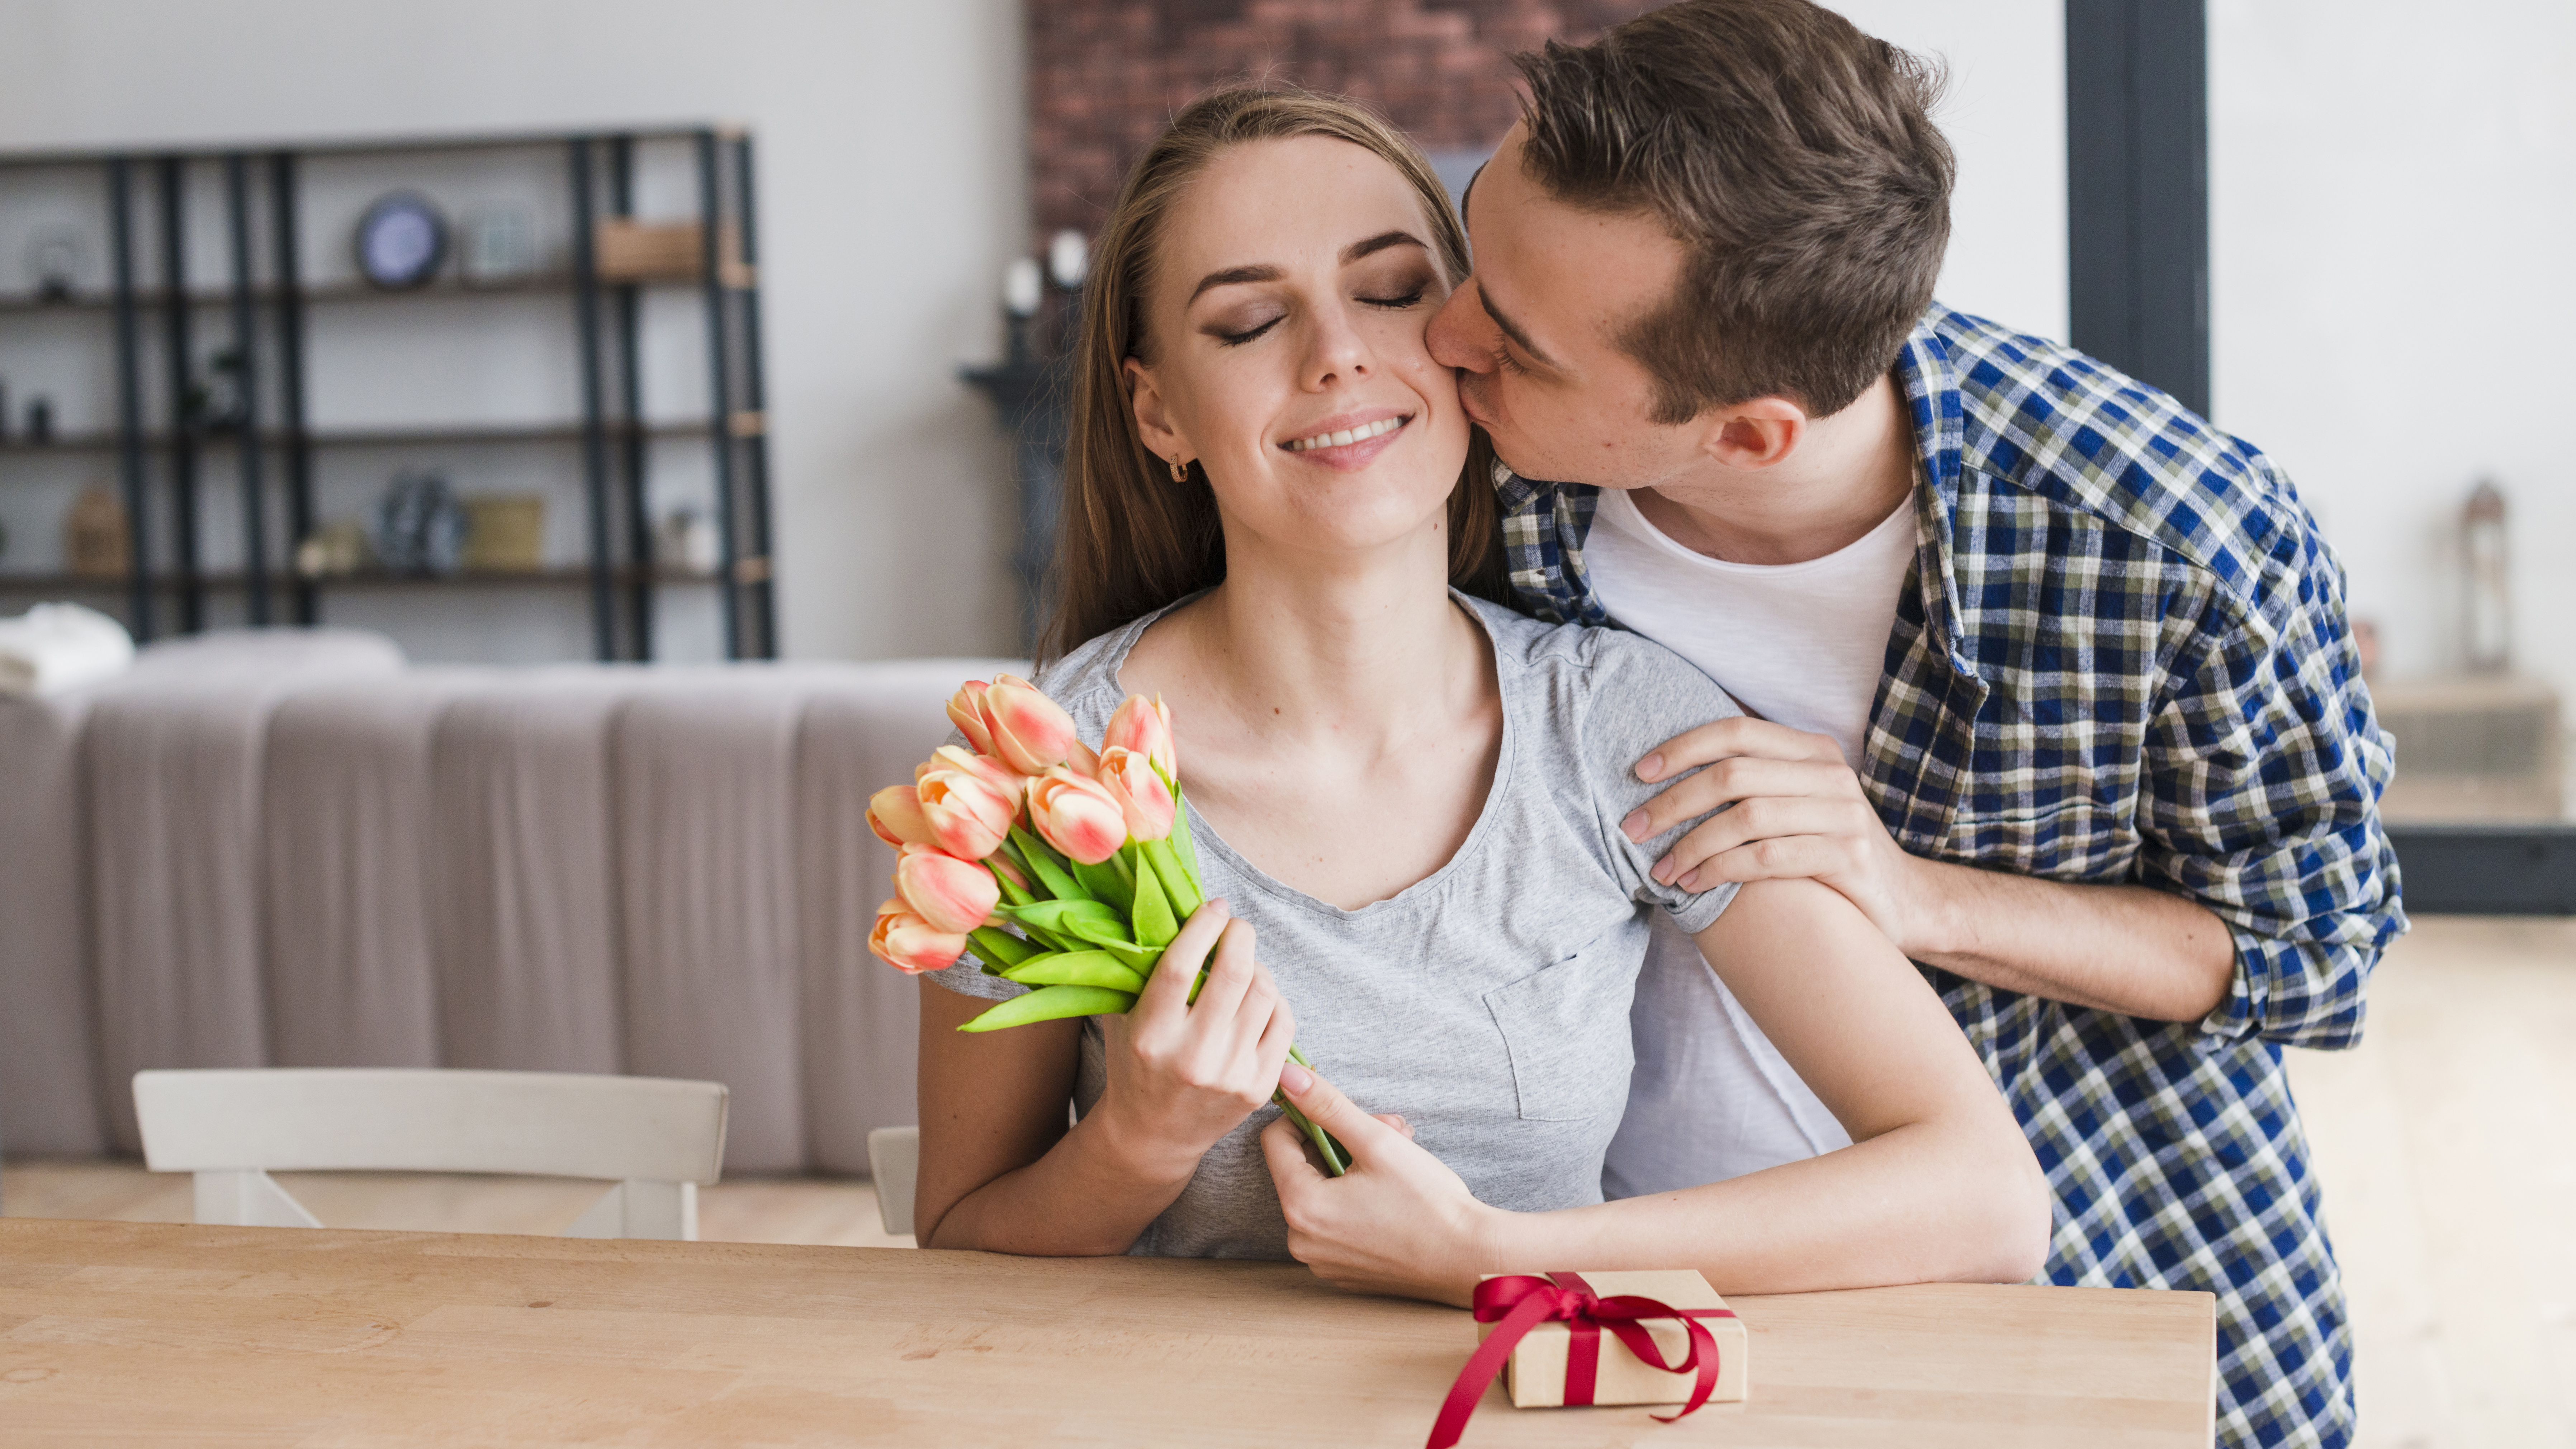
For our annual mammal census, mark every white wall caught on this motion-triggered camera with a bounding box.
[0,0,1030,661]
[2213,0,2576,704]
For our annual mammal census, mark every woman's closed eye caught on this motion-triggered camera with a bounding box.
[1205,278,1436,347]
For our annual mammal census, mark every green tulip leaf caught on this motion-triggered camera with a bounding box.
[1070,856,1134,913]
[1141,836,1202,920]
[957,984,1135,1032]
[1090,937,1161,971]
[1130,847,1177,949]
[1000,898,1135,947]
[1003,950,1146,993]
[966,925,1040,970]
[1008,824,1088,903]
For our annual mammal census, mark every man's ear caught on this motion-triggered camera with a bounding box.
[1696,396,1808,472]
[1125,358,1190,464]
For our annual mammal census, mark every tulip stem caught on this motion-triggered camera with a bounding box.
[1278,1044,1350,1176]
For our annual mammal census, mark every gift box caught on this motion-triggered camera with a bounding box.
[1429,1270,1747,1449]
[1483,1270,1748,1408]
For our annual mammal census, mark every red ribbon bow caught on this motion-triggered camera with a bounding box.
[1425,1271,1734,1449]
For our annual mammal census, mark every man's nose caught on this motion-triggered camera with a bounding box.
[1426,280,1493,374]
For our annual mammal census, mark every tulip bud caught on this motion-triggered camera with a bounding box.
[895,843,1003,934]
[917,764,1015,860]
[1104,693,1177,778]
[983,673,1080,775]
[1094,746,1176,841]
[918,744,1028,804]
[869,898,968,974]
[1026,765,1130,865]
[946,680,999,756]
[867,785,939,849]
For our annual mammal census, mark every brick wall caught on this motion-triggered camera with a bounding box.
[1026,0,1654,241]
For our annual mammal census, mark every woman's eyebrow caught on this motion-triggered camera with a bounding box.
[1188,231,1430,304]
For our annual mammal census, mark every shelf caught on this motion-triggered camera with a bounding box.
[0,564,738,592]
[0,268,755,316]
[0,414,758,455]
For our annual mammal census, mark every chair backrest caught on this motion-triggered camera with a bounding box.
[133,1069,728,1240]
[867,1125,919,1238]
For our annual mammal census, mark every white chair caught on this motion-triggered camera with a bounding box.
[867,1125,918,1237]
[133,1068,728,1240]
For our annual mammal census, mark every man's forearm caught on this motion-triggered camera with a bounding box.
[1900,858,2236,1022]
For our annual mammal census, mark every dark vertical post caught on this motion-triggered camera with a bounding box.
[270,151,317,625]
[730,133,777,659]
[569,138,618,662]
[106,157,155,640]
[610,135,654,660]
[157,157,204,632]
[695,128,741,660]
[223,153,270,625]
[2065,0,2210,418]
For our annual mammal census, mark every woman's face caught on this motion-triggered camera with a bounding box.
[1127,136,1470,565]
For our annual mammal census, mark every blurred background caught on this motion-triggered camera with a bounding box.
[2,4,2569,1445]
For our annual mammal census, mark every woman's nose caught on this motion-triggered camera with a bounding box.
[1302,303,1374,389]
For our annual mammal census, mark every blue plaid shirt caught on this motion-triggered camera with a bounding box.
[1499,303,2404,1449]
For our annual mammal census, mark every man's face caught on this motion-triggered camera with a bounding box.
[1427,123,1706,489]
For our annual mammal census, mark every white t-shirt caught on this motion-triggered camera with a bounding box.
[1589,485,1916,1195]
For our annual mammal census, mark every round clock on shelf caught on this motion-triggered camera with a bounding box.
[354,191,448,289]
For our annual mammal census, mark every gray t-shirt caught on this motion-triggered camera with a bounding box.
[931,592,1741,1259]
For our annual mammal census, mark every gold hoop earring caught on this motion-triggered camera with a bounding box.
[1169,455,1189,483]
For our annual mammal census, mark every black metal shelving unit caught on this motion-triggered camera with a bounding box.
[0,125,778,660]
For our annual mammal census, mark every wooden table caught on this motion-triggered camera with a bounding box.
[0,1219,2212,1446]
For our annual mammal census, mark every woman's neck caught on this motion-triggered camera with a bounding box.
[1168,533,1481,759]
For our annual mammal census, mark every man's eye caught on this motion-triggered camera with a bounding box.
[1496,345,1529,377]
[1214,316,1283,346]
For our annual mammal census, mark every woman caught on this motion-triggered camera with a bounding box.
[916,86,2046,1303]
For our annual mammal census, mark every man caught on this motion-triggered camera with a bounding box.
[1426,3,2404,1446]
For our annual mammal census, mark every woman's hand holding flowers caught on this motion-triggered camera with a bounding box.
[1093,898,1300,1183]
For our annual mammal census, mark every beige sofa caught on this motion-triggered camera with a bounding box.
[0,628,1012,1175]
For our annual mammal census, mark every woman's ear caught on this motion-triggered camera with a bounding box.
[1125,357,1191,465]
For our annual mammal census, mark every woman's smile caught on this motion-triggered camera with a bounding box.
[1279,409,1414,470]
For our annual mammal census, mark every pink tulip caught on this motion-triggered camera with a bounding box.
[987,850,1031,894]
[983,673,1080,775]
[946,680,999,756]
[867,785,938,849]
[916,764,1015,860]
[917,744,1028,803]
[869,898,967,974]
[895,844,1001,934]
[1094,746,1176,841]
[1104,693,1177,778]
[1027,766,1130,865]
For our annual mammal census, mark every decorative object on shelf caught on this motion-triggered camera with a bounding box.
[1047,228,1089,290]
[593,218,744,284]
[1428,1271,1747,1448]
[355,191,449,290]
[66,484,130,577]
[25,396,54,444]
[190,348,252,433]
[1002,257,1043,366]
[373,470,468,576]
[462,494,546,570]
[2463,478,2509,673]
[461,204,538,288]
[657,505,720,574]
[24,225,88,303]
[294,521,370,577]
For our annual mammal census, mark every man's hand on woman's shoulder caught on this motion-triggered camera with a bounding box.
[1621,716,1934,953]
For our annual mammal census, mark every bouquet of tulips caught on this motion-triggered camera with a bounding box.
[866,674,1349,1175]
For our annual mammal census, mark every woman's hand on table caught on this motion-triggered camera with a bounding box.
[1261,1063,1498,1307]
[1092,898,1299,1185]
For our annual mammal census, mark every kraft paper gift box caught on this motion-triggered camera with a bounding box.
[1479,1269,1749,1409]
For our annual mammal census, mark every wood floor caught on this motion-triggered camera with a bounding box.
[6,916,2567,1448]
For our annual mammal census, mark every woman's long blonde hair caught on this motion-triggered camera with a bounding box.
[1041,84,1506,663]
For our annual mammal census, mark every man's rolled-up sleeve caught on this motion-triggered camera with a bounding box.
[2138,521,2406,1051]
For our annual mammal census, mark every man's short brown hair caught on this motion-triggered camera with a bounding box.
[1514,0,1953,422]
